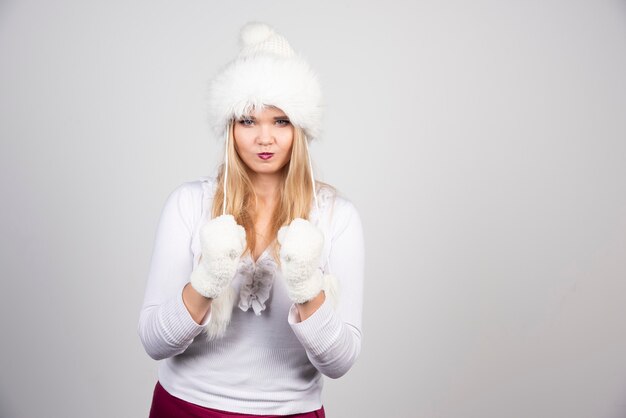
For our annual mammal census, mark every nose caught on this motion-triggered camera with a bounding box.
[256,124,275,145]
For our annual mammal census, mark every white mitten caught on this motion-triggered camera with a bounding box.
[190,214,246,339]
[278,218,330,304]
[191,214,246,298]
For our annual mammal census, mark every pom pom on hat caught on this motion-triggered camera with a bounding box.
[238,22,296,58]
[239,22,274,47]
[207,22,322,140]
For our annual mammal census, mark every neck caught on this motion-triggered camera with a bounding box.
[250,172,282,206]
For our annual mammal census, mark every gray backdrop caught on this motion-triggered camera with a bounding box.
[1,0,625,417]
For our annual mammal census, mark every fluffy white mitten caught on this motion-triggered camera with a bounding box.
[278,218,333,304]
[190,214,246,339]
[191,214,246,298]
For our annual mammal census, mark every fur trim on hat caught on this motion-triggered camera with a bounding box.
[207,22,323,141]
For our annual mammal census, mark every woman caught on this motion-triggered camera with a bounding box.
[138,22,364,418]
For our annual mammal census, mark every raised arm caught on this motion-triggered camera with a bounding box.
[137,183,211,360]
[288,199,365,379]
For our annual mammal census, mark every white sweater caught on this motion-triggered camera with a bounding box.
[137,176,365,415]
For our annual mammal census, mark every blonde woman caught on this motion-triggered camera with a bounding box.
[138,22,364,418]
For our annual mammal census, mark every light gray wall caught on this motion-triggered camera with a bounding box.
[1,1,625,417]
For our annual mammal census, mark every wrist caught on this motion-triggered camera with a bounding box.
[182,282,213,325]
[295,290,325,321]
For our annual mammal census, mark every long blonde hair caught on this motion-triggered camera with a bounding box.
[211,120,335,263]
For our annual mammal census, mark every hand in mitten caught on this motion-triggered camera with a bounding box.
[277,218,326,304]
[190,214,246,299]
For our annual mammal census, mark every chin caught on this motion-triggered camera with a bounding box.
[255,164,289,176]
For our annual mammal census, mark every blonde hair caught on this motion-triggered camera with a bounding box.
[211,120,335,263]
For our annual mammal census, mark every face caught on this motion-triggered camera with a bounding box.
[232,106,294,178]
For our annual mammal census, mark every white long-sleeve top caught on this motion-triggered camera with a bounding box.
[137,176,365,415]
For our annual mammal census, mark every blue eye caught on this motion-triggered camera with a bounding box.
[238,118,254,126]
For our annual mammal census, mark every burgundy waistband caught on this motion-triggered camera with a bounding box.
[149,381,326,418]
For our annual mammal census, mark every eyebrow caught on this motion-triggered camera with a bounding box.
[243,115,289,120]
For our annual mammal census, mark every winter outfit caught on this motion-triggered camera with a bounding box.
[192,21,338,340]
[138,22,364,416]
[139,174,363,415]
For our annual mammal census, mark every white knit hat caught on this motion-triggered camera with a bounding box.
[207,22,323,141]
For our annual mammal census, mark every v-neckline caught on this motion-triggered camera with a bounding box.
[251,241,274,265]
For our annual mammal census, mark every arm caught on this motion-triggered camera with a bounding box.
[182,282,213,325]
[294,291,326,321]
[288,199,365,379]
[137,183,212,361]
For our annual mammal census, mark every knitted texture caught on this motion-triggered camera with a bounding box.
[277,218,325,304]
[238,22,296,58]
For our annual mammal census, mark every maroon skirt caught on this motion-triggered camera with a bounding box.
[149,381,326,418]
